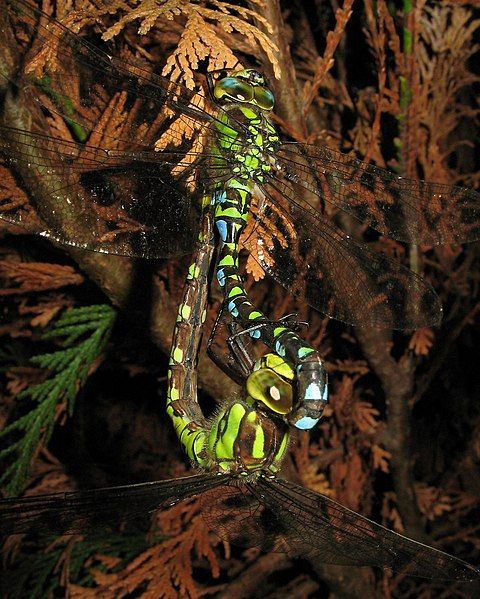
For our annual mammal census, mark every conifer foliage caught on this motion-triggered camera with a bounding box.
[0,1,479,597]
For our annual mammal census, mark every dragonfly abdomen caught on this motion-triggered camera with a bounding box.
[212,137,328,430]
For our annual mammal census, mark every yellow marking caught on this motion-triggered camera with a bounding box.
[173,347,183,363]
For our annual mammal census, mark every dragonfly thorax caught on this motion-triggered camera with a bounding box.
[206,399,289,475]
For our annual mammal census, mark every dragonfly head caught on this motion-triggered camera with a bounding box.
[213,69,275,111]
[246,353,294,415]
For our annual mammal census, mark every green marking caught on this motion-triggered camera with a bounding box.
[218,254,236,267]
[173,347,183,363]
[188,263,200,279]
[252,425,265,459]
[229,286,243,298]
[180,303,191,320]
[228,179,251,192]
[248,311,263,320]
[240,106,257,120]
[215,206,241,219]
[297,347,315,359]
[214,403,245,460]
[275,432,289,464]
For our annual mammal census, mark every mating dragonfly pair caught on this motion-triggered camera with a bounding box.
[0,0,479,582]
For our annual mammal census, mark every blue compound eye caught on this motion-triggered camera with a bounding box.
[214,77,254,103]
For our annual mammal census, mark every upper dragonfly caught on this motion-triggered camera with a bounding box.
[0,0,479,333]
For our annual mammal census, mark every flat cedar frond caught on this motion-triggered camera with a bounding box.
[414,4,480,181]
[70,500,221,598]
[331,359,370,376]
[161,10,238,88]
[0,261,83,295]
[330,375,356,422]
[415,483,454,521]
[5,367,46,399]
[293,435,334,497]
[101,0,279,88]
[408,327,435,356]
[19,296,75,328]
[154,93,210,189]
[0,305,116,496]
[155,92,207,152]
[242,192,295,282]
[83,92,132,151]
[23,10,94,77]
[302,0,355,114]
[381,492,404,533]
[372,444,391,474]
[3,528,147,599]
[330,451,369,512]
[352,401,380,434]
[0,165,39,229]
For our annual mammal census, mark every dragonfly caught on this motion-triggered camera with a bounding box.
[1,209,479,584]
[1,1,480,429]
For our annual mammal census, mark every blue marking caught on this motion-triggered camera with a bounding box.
[249,329,261,339]
[322,385,329,402]
[295,416,320,430]
[275,341,286,357]
[304,382,321,401]
[216,219,228,242]
[217,269,226,287]
[228,300,239,318]
[214,190,227,204]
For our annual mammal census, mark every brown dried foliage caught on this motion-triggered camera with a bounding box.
[1,1,479,598]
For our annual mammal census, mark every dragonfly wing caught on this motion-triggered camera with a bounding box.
[1,0,235,257]
[201,483,294,553]
[0,126,229,257]
[251,177,441,329]
[0,473,227,536]
[275,142,480,245]
[256,477,480,581]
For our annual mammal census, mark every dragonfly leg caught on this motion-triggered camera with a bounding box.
[206,302,254,380]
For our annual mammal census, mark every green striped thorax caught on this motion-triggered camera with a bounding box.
[212,69,279,166]
[205,354,294,475]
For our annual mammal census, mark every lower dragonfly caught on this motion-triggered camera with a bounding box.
[1,1,480,431]
[1,207,479,583]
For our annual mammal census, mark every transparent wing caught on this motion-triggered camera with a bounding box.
[0,126,231,257]
[275,143,480,245]
[250,177,441,329]
[0,0,235,257]
[255,477,479,581]
[0,473,227,536]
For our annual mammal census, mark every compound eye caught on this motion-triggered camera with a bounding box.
[246,369,293,414]
[254,87,275,111]
[214,77,254,103]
